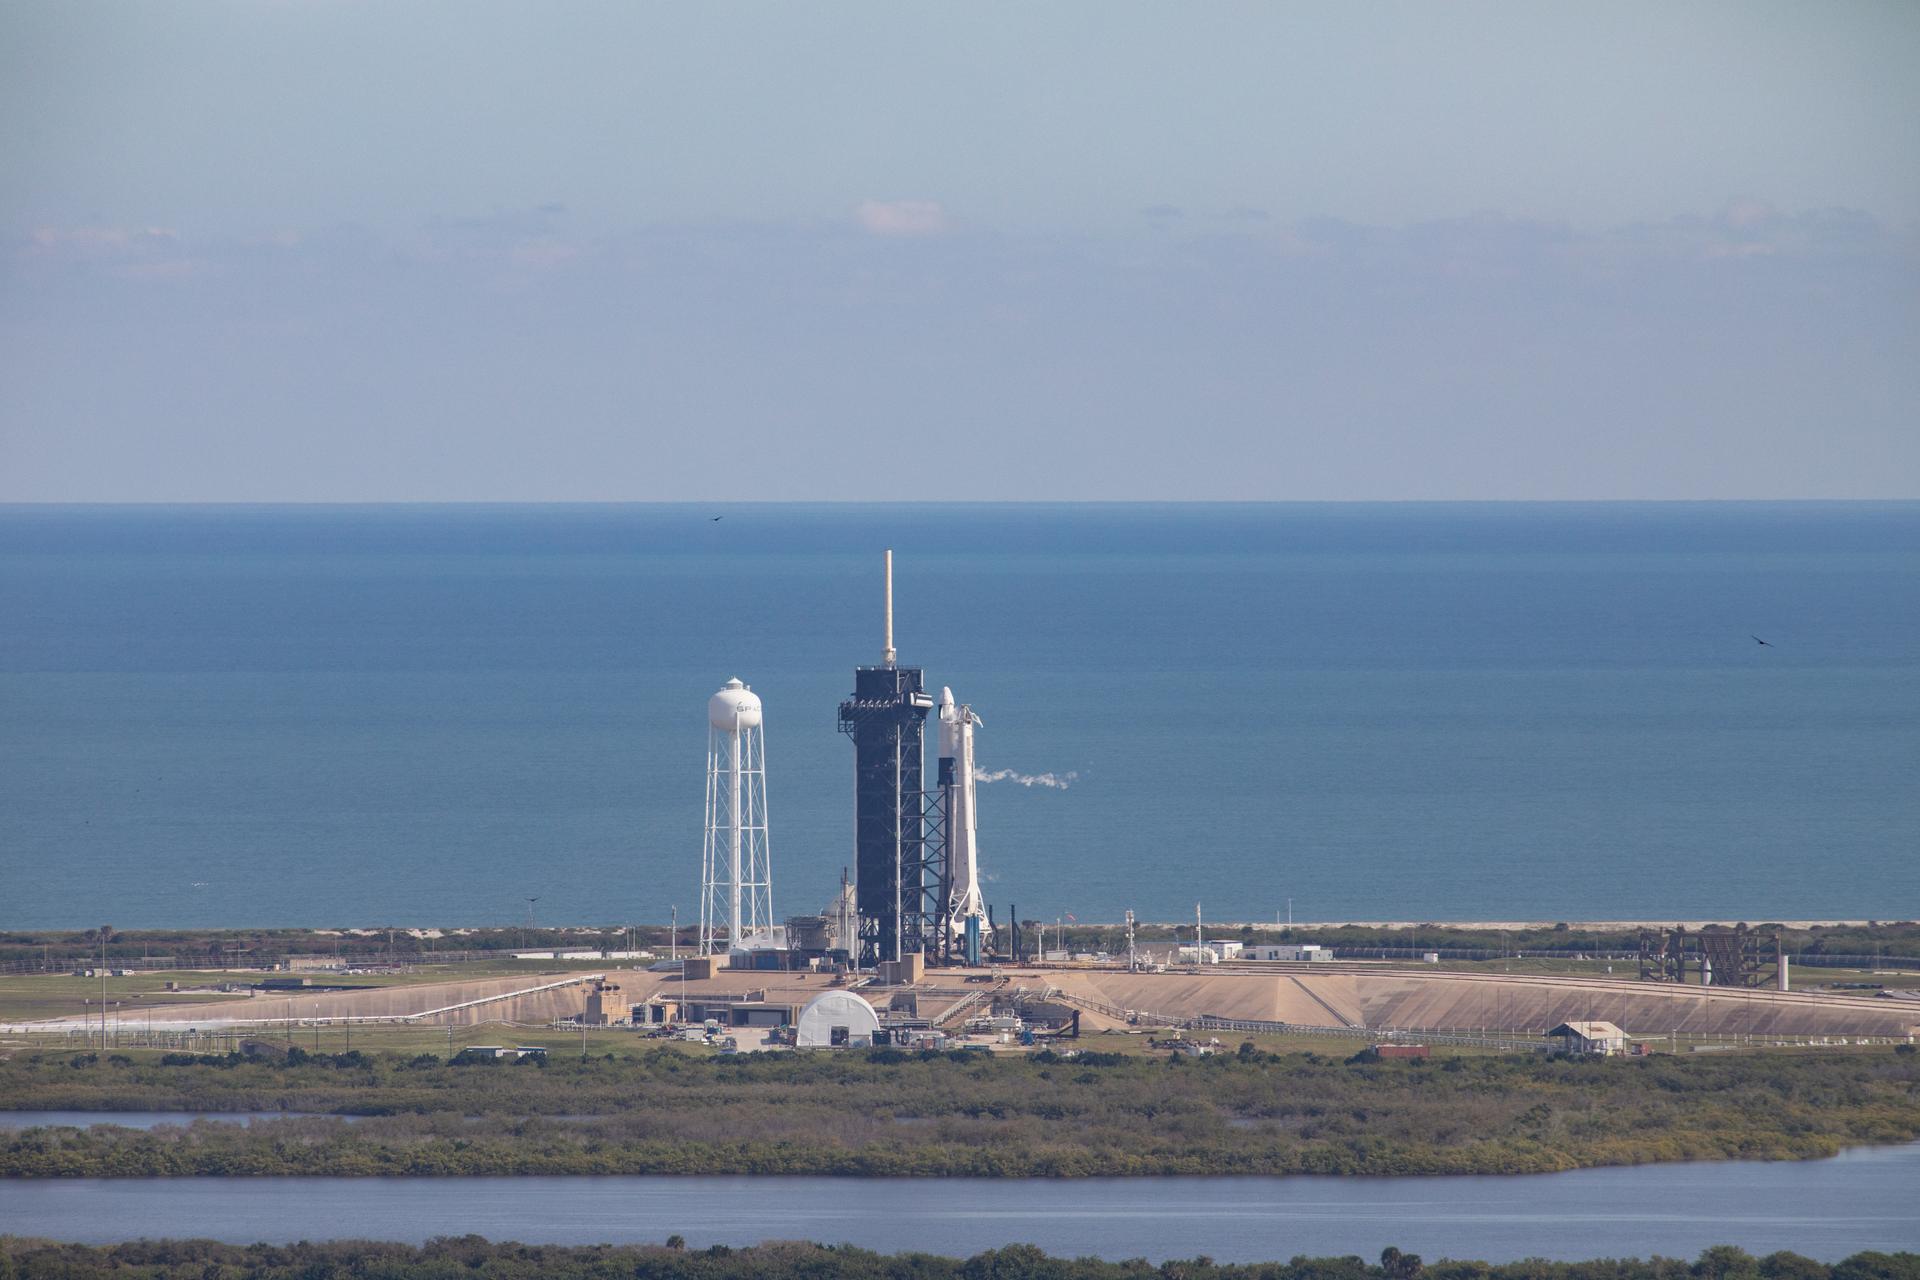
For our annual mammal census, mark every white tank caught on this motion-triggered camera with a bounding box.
[708,677,762,730]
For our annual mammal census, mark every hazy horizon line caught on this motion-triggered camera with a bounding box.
[4,497,1918,509]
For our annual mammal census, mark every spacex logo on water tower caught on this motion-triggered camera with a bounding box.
[700,677,774,956]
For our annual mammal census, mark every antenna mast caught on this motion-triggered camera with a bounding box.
[883,548,896,667]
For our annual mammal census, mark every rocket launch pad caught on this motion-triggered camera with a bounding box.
[839,551,994,969]
[838,551,937,966]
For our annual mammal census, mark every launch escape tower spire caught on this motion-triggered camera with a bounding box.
[839,550,941,966]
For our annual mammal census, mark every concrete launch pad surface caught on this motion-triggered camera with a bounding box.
[1045,965,1919,1040]
[13,962,1915,1042]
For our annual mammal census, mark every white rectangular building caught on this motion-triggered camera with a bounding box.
[1243,944,1330,962]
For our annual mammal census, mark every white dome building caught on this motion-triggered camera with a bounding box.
[794,989,880,1048]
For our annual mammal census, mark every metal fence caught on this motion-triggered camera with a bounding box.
[0,949,620,976]
[14,1027,247,1054]
[1325,946,1920,971]
[1191,1016,1551,1053]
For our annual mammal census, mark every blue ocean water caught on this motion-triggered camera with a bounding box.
[0,503,1914,931]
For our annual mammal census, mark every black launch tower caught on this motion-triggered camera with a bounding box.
[837,551,938,966]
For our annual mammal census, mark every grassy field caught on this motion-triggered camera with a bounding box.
[2,1017,670,1061]
[1376,955,1920,990]
[0,961,617,1026]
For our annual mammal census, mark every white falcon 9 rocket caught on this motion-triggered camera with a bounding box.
[938,686,991,960]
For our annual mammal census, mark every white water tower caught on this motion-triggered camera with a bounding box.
[700,677,774,955]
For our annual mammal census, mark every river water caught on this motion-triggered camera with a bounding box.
[0,1111,341,1129]
[3,1143,1916,1263]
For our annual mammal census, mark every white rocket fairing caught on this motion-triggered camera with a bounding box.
[938,687,989,945]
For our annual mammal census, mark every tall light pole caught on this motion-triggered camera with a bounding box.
[99,927,110,1043]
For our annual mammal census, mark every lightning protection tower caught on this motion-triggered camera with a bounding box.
[700,677,774,956]
[839,551,936,967]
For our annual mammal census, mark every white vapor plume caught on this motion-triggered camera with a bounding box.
[973,766,1077,790]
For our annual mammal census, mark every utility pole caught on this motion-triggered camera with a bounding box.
[840,869,854,974]
[1125,910,1136,972]
[670,906,678,962]
[893,728,904,966]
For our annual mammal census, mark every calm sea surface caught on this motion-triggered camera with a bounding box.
[1,503,1915,930]
[2,1144,1917,1261]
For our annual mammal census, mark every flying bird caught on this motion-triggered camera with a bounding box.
[1751,635,1772,647]
[711,516,723,522]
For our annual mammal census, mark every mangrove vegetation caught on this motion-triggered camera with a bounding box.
[1,1045,1916,1178]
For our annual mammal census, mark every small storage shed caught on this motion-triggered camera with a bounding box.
[1548,1020,1626,1056]
[795,989,880,1048]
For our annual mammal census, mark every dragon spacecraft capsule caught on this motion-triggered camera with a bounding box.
[938,686,990,952]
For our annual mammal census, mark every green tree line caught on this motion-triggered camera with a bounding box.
[1,1237,1917,1280]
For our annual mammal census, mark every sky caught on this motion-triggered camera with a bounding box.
[2,1,1917,501]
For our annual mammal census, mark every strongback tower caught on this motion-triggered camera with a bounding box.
[838,551,936,966]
